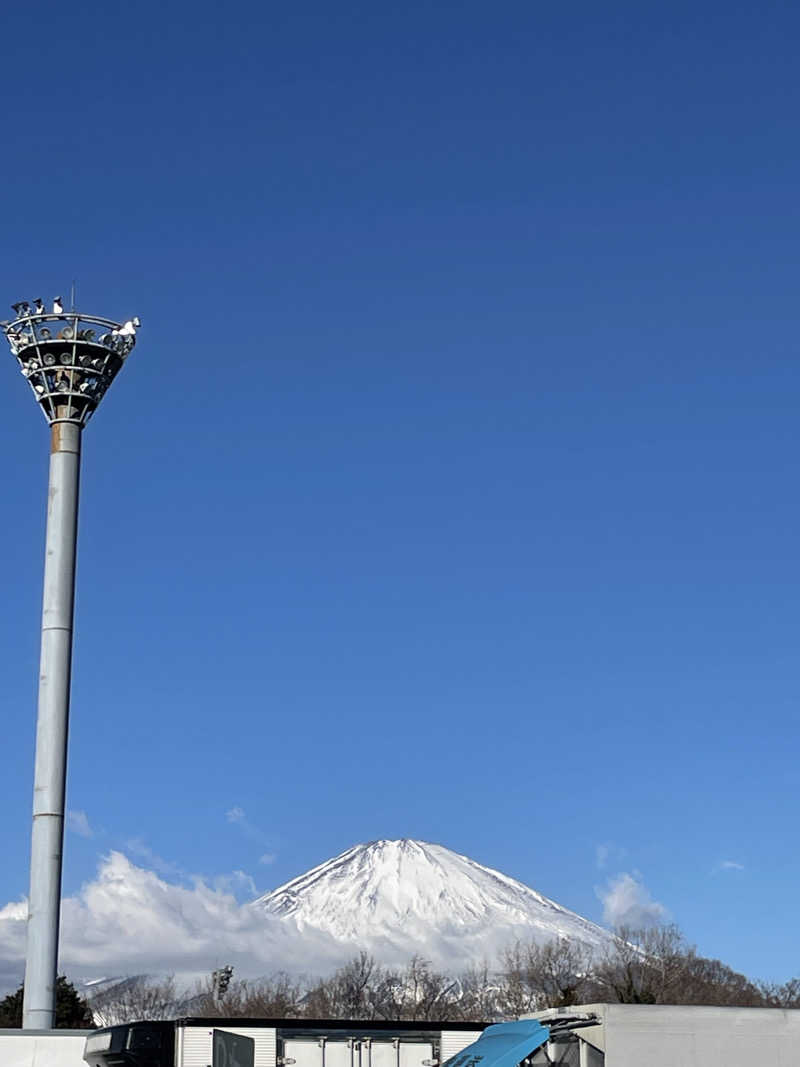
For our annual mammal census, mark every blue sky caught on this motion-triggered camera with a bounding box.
[1,0,800,984]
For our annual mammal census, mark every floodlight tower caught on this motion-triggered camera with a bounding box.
[2,300,139,1029]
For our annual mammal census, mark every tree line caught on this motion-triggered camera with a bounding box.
[84,924,800,1026]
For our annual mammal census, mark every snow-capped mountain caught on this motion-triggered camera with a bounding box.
[253,839,609,968]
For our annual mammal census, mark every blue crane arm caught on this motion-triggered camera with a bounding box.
[442,1020,551,1067]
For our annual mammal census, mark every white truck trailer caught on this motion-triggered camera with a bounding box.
[80,1017,485,1067]
[525,1004,800,1065]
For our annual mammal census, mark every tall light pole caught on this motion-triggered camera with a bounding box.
[3,300,139,1029]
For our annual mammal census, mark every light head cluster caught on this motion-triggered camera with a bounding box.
[2,297,140,425]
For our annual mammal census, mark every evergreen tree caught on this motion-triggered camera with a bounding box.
[0,976,94,1028]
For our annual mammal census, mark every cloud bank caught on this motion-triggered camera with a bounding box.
[0,852,344,994]
[0,849,616,995]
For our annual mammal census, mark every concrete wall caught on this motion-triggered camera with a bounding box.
[0,1030,89,1067]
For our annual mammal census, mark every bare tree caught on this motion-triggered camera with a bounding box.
[333,952,383,1018]
[497,942,541,1017]
[588,925,685,1005]
[300,977,338,1019]
[302,953,385,1019]
[498,938,591,1014]
[371,956,459,1021]
[587,925,765,1007]
[192,972,304,1018]
[90,976,178,1026]
[759,977,800,1008]
[456,963,503,1021]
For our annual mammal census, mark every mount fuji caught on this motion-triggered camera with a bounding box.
[253,839,609,969]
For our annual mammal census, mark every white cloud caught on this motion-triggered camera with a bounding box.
[0,852,345,995]
[0,900,27,922]
[718,860,745,872]
[259,853,277,866]
[595,844,609,870]
[226,807,245,824]
[67,810,94,838]
[596,872,667,928]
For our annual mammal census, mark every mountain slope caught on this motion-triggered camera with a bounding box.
[254,839,609,967]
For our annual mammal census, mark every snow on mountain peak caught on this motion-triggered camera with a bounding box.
[253,839,609,968]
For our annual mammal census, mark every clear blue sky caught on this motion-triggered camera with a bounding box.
[1,0,799,983]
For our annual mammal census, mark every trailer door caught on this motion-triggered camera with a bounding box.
[283,1038,433,1067]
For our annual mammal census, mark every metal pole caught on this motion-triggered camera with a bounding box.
[22,421,82,1030]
